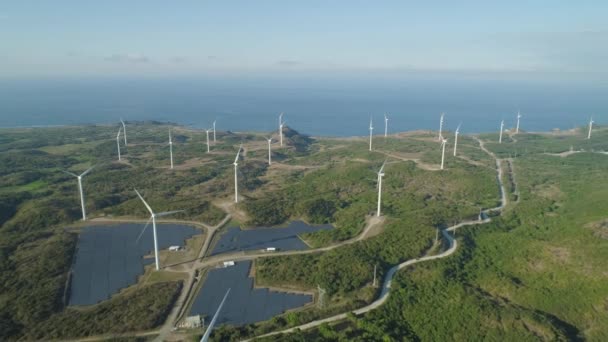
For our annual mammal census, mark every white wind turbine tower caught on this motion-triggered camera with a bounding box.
[438,112,445,140]
[233,144,242,203]
[499,120,504,144]
[267,137,273,165]
[453,123,461,157]
[515,111,521,134]
[588,117,594,139]
[200,288,231,342]
[213,120,217,143]
[116,128,122,161]
[63,166,95,221]
[376,160,386,217]
[168,129,174,169]
[369,117,374,151]
[205,129,211,153]
[384,113,389,138]
[120,118,127,145]
[279,112,285,147]
[134,189,182,271]
[440,138,448,170]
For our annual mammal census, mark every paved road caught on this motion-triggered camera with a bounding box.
[244,137,509,341]
[153,215,385,342]
[71,137,508,342]
[153,214,232,342]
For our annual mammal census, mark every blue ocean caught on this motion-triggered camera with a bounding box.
[0,77,605,136]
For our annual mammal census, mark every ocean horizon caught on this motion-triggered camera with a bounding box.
[0,77,605,137]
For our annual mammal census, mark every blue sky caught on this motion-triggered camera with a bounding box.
[1,1,607,78]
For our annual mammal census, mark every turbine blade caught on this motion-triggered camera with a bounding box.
[134,189,154,216]
[135,216,153,244]
[234,144,242,163]
[201,288,231,342]
[80,165,96,177]
[62,170,79,178]
[117,127,122,139]
[379,159,387,174]
[155,210,184,218]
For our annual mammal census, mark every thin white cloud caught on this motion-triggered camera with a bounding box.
[490,30,608,72]
[276,60,302,67]
[104,53,150,64]
[170,56,188,64]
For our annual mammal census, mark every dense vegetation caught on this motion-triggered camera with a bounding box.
[245,143,498,246]
[0,122,315,340]
[212,133,503,340]
[3,123,608,341]
[25,282,182,339]
[242,129,608,341]
[0,231,76,340]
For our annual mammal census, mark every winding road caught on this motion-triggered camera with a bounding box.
[74,137,510,342]
[243,136,509,341]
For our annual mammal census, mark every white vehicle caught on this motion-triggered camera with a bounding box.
[168,246,181,252]
[265,247,277,252]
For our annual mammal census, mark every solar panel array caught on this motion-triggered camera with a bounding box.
[69,223,200,306]
[189,261,312,326]
[210,220,333,255]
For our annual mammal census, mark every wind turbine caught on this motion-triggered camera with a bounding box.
[200,288,231,342]
[440,138,448,170]
[266,137,273,165]
[438,112,445,140]
[499,120,504,144]
[134,189,182,271]
[384,113,389,138]
[169,129,174,169]
[279,112,285,147]
[116,127,122,161]
[588,117,594,139]
[515,111,521,134]
[453,123,461,157]
[213,120,217,143]
[376,160,386,217]
[205,128,211,153]
[63,166,95,221]
[120,118,127,145]
[369,117,374,151]
[233,144,242,203]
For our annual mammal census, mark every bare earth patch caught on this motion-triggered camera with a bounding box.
[547,246,571,264]
[585,219,608,240]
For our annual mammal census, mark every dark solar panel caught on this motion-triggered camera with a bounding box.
[68,223,201,306]
[210,220,333,256]
[189,260,312,326]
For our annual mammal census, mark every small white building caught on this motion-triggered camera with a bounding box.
[223,261,235,267]
[168,246,182,252]
[179,315,203,328]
